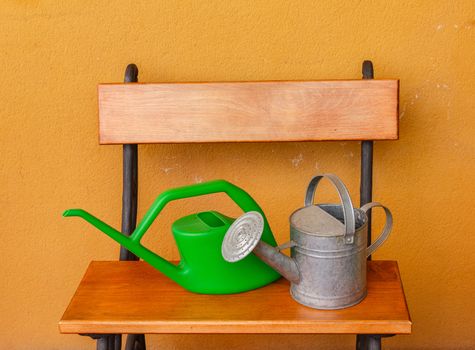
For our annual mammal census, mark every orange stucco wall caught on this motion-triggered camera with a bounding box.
[1,1,474,349]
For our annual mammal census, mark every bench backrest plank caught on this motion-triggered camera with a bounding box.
[98,80,398,144]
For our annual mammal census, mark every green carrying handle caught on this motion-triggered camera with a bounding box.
[63,180,277,285]
[128,179,276,244]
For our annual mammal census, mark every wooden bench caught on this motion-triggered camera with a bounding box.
[59,61,411,350]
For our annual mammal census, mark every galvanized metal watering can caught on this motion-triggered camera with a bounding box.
[222,174,393,309]
[63,180,280,294]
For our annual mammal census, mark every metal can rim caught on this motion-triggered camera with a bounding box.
[289,204,368,237]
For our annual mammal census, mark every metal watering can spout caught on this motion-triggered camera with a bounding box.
[221,207,348,285]
[252,241,301,283]
[221,212,300,283]
[62,209,181,283]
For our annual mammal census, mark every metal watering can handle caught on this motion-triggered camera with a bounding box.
[304,174,356,244]
[361,202,393,257]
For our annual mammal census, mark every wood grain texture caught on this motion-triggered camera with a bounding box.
[59,260,411,334]
[98,80,399,144]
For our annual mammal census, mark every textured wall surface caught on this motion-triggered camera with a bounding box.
[1,1,474,349]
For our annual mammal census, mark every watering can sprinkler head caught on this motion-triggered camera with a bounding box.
[221,211,264,263]
[222,211,301,284]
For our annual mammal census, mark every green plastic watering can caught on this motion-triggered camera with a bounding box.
[63,180,280,294]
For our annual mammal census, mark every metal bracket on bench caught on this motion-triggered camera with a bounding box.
[80,334,120,350]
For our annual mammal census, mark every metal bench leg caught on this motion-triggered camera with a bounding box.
[113,334,122,350]
[366,335,382,350]
[125,334,146,350]
[82,334,116,350]
[356,334,366,350]
[83,335,111,350]
[96,336,108,350]
[356,334,385,350]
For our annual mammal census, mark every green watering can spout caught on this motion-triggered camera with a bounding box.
[62,209,182,284]
[63,180,281,294]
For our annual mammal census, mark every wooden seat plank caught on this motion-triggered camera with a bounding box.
[98,80,398,144]
[59,260,411,334]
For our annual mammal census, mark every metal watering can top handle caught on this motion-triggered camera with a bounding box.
[361,202,393,257]
[304,174,356,244]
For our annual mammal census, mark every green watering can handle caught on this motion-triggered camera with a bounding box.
[130,179,272,243]
[65,180,271,244]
